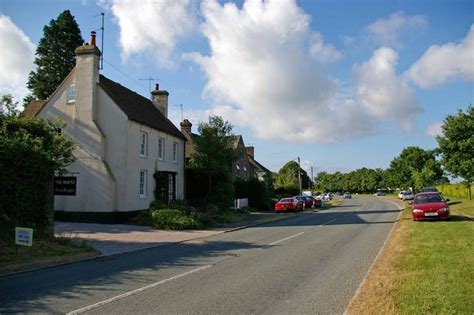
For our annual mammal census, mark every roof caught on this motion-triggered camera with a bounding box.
[247,154,271,174]
[99,75,186,140]
[22,100,46,119]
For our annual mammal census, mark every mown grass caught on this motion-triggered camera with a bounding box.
[393,197,474,314]
[348,196,474,314]
[0,237,99,276]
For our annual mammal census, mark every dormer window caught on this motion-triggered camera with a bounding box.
[67,84,76,103]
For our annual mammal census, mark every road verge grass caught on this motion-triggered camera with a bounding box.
[347,196,474,314]
[0,237,99,276]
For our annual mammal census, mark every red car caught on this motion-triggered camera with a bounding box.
[275,197,303,212]
[412,192,450,221]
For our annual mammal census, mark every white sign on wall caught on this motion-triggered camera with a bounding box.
[15,227,34,247]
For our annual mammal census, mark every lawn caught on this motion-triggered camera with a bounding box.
[347,196,474,314]
[0,237,99,276]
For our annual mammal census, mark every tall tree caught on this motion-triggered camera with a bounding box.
[27,10,83,101]
[274,161,309,191]
[437,106,474,199]
[190,116,238,208]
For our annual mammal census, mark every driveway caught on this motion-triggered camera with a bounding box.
[54,222,224,256]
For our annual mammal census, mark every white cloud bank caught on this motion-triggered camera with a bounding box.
[185,0,418,143]
[309,32,343,63]
[108,0,197,67]
[355,47,421,131]
[0,15,35,103]
[405,24,474,88]
[366,11,427,48]
[426,122,443,138]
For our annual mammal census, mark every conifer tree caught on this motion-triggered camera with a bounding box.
[27,10,83,100]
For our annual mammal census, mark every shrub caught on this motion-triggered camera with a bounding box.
[437,183,471,199]
[150,209,206,230]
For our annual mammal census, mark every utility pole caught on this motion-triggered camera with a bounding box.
[298,156,302,195]
[310,166,313,190]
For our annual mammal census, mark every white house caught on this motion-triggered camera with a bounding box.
[24,32,186,222]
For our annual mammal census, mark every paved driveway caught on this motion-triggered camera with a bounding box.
[54,222,224,256]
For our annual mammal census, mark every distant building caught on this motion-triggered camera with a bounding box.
[24,32,186,222]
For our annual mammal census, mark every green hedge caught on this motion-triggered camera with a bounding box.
[436,183,471,199]
[150,209,206,230]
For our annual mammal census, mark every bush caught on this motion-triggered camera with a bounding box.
[150,209,206,230]
[437,183,471,199]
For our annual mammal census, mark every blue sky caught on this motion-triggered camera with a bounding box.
[1,0,473,174]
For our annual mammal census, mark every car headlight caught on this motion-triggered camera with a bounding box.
[413,209,423,213]
[438,207,448,212]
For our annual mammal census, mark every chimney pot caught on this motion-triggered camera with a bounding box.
[155,83,160,91]
[90,31,96,47]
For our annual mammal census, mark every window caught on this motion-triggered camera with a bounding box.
[154,171,176,204]
[173,142,178,162]
[67,84,76,103]
[140,132,148,157]
[139,170,147,198]
[158,137,165,160]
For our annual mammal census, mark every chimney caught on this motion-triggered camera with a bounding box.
[90,31,96,46]
[180,119,192,134]
[246,146,254,158]
[151,84,169,117]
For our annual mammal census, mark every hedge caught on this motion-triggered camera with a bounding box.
[436,183,471,199]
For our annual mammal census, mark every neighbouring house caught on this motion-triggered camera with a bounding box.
[180,119,269,181]
[23,32,186,222]
[246,146,272,181]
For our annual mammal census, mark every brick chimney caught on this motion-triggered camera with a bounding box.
[151,83,169,117]
[246,146,254,158]
[180,119,192,134]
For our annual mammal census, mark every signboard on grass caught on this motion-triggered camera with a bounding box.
[15,227,34,247]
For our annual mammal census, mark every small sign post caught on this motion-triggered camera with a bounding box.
[15,227,34,257]
[54,176,77,195]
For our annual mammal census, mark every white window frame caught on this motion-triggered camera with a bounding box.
[172,142,178,163]
[139,170,147,198]
[158,137,165,160]
[67,84,76,103]
[140,132,148,157]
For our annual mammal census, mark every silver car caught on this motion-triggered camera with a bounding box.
[402,191,414,200]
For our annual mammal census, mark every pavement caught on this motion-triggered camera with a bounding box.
[54,210,306,256]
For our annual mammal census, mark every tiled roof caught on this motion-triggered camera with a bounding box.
[22,100,46,119]
[247,154,271,174]
[99,75,186,140]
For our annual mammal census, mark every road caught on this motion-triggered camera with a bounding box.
[0,196,401,314]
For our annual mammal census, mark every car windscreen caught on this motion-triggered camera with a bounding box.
[414,194,443,204]
[280,198,292,202]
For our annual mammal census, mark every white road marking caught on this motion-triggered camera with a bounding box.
[268,232,305,245]
[66,264,213,314]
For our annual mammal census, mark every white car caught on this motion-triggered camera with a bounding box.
[398,191,406,199]
[401,191,414,200]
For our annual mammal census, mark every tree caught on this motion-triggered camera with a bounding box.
[387,146,443,191]
[437,106,474,199]
[0,95,74,237]
[190,116,238,209]
[274,161,309,192]
[27,10,83,100]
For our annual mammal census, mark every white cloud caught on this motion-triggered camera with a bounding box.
[426,122,443,138]
[0,15,35,103]
[405,24,474,88]
[185,0,379,143]
[309,32,342,63]
[366,11,427,48]
[108,0,197,68]
[355,47,421,131]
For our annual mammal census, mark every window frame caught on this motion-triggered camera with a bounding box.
[172,141,178,163]
[158,137,165,160]
[139,132,148,157]
[139,170,147,198]
[67,84,76,104]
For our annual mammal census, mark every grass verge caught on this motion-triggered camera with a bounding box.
[347,196,474,314]
[0,236,99,276]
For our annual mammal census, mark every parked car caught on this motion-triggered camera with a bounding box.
[412,192,450,221]
[312,197,322,208]
[401,191,414,200]
[274,197,302,212]
[398,190,406,199]
[373,189,386,196]
[420,187,438,193]
[295,196,314,209]
[343,192,352,199]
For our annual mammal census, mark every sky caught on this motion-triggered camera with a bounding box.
[1,0,473,175]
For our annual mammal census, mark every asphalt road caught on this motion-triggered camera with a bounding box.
[0,196,401,314]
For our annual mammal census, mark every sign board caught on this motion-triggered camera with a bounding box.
[15,227,33,247]
[54,176,77,195]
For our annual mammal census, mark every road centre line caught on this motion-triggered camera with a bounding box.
[66,264,213,315]
[268,232,305,246]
